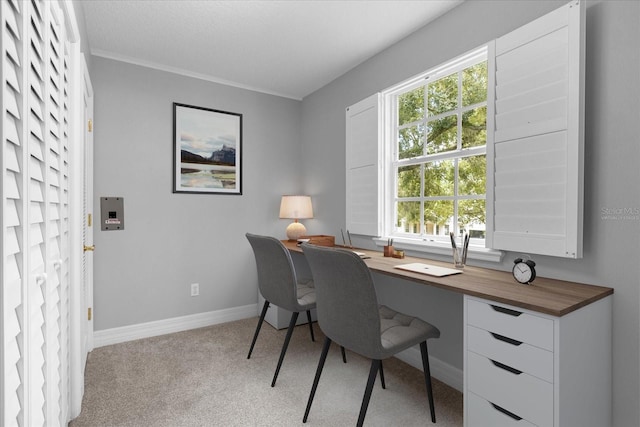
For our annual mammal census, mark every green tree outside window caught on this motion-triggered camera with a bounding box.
[395,61,487,238]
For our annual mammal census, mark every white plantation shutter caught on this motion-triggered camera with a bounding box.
[486,0,585,258]
[346,93,382,236]
[2,0,76,425]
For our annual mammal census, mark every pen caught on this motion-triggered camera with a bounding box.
[347,230,353,248]
[449,232,457,249]
[463,234,469,264]
[341,229,346,246]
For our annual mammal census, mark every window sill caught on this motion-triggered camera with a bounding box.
[372,237,504,263]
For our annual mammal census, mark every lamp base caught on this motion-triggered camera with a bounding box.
[285,222,307,241]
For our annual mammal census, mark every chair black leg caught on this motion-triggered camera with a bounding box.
[271,311,299,387]
[420,341,436,423]
[379,361,386,389]
[357,359,381,427]
[303,337,332,423]
[306,310,315,342]
[340,346,347,363]
[247,301,270,359]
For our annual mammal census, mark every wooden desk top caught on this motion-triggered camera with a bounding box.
[283,241,613,317]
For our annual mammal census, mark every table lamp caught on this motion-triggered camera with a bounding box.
[279,195,313,241]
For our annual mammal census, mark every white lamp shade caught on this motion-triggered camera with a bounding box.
[279,195,313,219]
[280,195,313,240]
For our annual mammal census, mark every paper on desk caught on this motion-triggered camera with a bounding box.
[351,251,370,259]
[394,262,462,277]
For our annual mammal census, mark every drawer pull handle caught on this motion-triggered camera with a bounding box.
[490,305,522,317]
[491,402,523,421]
[490,332,523,346]
[490,359,522,375]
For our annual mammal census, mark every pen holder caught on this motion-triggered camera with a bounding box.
[383,245,394,257]
[453,247,465,269]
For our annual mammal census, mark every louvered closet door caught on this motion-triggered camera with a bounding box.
[2,0,73,425]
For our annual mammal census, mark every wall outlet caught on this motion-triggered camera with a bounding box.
[190,283,199,297]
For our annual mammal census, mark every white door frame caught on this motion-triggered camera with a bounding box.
[68,53,94,420]
[82,58,95,356]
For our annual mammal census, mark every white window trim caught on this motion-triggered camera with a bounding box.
[372,236,504,263]
[377,46,502,262]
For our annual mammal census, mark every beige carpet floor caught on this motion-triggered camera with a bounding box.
[69,317,463,426]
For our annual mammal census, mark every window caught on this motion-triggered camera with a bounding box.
[345,1,584,261]
[383,48,488,247]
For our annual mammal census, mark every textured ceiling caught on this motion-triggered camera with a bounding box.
[81,0,463,100]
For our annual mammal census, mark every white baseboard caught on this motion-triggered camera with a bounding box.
[92,304,463,392]
[394,346,463,392]
[93,304,258,348]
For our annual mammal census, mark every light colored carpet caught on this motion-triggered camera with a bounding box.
[69,317,463,426]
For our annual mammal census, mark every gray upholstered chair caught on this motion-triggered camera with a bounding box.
[246,234,349,386]
[246,233,317,387]
[301,243,440,426]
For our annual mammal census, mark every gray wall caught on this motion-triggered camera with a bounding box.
[300,1,639,426]
[92,57,303,330]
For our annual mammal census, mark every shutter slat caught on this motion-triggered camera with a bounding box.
[4,87,21,119]
[30,244,45,272]
[30,223,45,246]
[30,91,44,121]
[5,199,21,227]
[4,2,20,40]
[49,188,60,204]
[5,141,21,172]
[31,70,44,101]
[31,201,44,223]
[30,179,45,202]
[30,156,45,182]
[30,134,45,160]
[4,27,22,67]
[5,226,21,256]
[4,56,21,92]
[5,256,22,283]
[30,53,44,83]
[30,116,45,142]
[5,171,21,199]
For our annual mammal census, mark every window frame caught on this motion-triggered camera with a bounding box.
[379,46,502,261]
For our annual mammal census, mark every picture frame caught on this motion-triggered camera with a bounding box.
[173,103,243,194]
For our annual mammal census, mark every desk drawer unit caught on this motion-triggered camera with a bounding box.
[467,391,537,427]
[466,298,554,426]
[464,295,612,427]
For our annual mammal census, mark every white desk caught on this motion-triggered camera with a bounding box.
[284,241,613,427]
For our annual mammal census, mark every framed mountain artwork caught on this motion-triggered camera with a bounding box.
[173,103,243,194]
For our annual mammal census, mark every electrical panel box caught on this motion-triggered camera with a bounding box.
[100,197,124,231]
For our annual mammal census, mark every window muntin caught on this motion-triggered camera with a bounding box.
[388,53,487,244]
